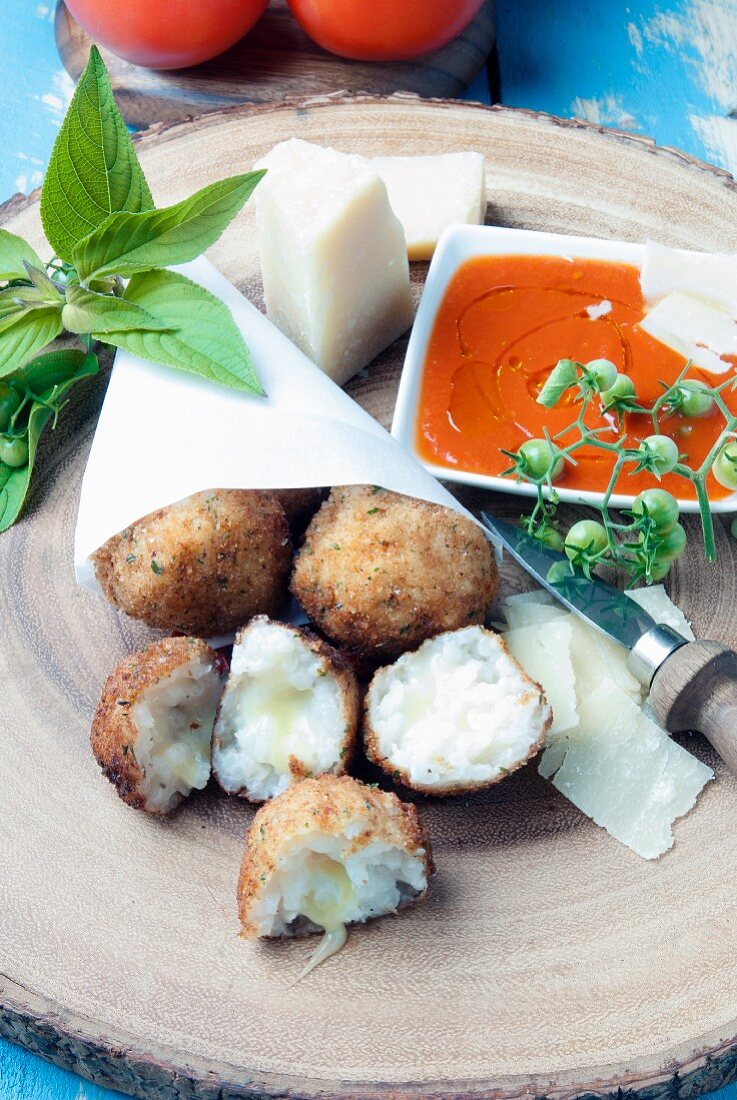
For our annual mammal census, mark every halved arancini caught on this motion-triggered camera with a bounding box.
[364,626,552,795]
[212,616,359,802]
[90,636,223,814]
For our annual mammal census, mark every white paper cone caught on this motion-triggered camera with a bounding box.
[74,257,476,592]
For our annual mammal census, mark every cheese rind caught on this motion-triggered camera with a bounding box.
[255,139,414,385]
[371,153,486,261]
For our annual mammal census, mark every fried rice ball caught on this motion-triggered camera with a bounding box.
[290,486,498,660]
[212,616,359,802]
[238,775,433,968]
[90,637,223,814]
[92,489,292,636]
[364,626,552,795]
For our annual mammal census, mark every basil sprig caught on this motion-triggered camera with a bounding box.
[0,46,266,533]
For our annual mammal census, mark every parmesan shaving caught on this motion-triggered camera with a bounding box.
[638,290,737,375]
[502,588,712,858]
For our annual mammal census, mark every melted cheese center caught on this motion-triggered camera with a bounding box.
[295,855,353,980]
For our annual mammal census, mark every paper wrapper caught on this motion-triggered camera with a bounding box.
[74,257,476,592]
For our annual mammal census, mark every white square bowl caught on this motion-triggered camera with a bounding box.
[391,224,737,514]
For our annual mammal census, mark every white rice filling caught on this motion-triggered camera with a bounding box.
[213,620,348,801]
[132,655,221,813]
[253,831,427,938]
[367,626,550,790]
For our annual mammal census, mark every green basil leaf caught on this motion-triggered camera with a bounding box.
[40,46,154,263]
[0,352,98,533]
[18,347,95,395]
[0,229,43,283]
[98,269,264,395]
[73,171,266,281]
[24,263,64,303]
[0,286,61,314]
[62,284,170,335]
[537,358,581,408]
[0,306,64,378]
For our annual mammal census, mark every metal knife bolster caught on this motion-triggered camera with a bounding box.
[627,624,689,687]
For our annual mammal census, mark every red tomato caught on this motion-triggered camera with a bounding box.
[286,0,484,61]
[64,0,268,70]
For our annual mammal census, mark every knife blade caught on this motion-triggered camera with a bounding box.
[481,511,737,777]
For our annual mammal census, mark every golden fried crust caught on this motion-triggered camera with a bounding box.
[90,636,218,814]
[92,489,291,636]
[237,775,434,938]
[211,617,360,799]
[290,486,499,660]
[363,630,552,797]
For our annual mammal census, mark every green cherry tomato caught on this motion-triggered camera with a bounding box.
[677,379,713,418]
[632,488,679,532]
[648,559,672,582]
[537,527,565,552]
[518,438,564,481]
[600,373,636,408]
[0,435,29,468]
[642,433,679,474]
[0,381,21,433]
[585,358,618,392]
[653,522,687,561]
[564,519,608,560]
[712,441,737,490]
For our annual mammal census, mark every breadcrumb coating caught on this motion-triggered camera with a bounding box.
[92,489,291,636]
[291,486,498,660]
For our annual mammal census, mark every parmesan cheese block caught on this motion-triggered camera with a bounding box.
[638,290,737,375]
[255,139,414,386]
[370,153,487,260]
[641,240,737,315]
[552,680,713,859]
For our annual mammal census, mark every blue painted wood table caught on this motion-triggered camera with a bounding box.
[2,1,737,1097]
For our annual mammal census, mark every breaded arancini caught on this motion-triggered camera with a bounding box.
[91,636,223,814]
[212,616,359,802]
[364,626,552,796]
[92,489,291,636]
[238,774,433,941]
[290,486,498,660]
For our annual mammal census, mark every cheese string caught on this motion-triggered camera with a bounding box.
[293,924,348,983]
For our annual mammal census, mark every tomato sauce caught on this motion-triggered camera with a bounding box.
[416,254,737,501]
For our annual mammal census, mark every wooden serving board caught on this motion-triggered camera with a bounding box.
[54,0,496,129]
[2,96,737,1100]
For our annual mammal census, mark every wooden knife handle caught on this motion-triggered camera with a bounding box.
[650,640,737,776]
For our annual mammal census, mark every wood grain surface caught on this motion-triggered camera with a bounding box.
[54,0,496,129]
[2,96,737,1100]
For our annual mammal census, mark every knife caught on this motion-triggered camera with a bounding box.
[481,512,737,777]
